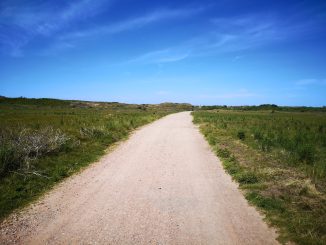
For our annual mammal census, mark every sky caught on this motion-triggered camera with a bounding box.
[1,0,326,106]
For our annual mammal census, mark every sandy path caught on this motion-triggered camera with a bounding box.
[0,112,278,244]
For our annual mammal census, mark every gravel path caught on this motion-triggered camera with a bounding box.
[0,112,278,244]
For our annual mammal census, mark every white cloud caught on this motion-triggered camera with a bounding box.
[127,49,190,64]
[0,0,112,56]
[61,0,109,21]
[0,4,204,56]
[198,13,318,54]
[143,12,319,61]
[119,10,322,66]
[59,7,205,41]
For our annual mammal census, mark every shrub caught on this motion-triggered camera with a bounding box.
[0,127,70,176]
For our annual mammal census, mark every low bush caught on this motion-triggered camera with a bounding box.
[0,127,70,177]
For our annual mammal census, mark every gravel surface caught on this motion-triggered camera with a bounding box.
[0,112,279,244]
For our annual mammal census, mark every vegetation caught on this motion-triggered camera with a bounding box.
[197,104,326,113]
[0,96,192,220]
[193,109,326,245]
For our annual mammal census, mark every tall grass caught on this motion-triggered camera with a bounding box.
[193,110,326,179]
[193,110,326,245]
[0,97,189,219]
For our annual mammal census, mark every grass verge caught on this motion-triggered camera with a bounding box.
[0,97,192,220]
[192,110,326,245]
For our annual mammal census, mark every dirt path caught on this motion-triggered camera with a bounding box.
[0,112,278,244]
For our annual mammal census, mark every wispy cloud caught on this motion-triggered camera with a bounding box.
[127,48,190,64]
[179,12,321,57]
[130,11,324,64]
[61,0,109,21]
[120,13,286,65]
[0,3,204,56]
[0,0,112,56]
[211,11,320,42]
[203,15,291,52]
[59,7,205,41]
[1,1,323,59]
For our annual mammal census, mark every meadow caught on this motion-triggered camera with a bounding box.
[0,97,192,219]
[193,109,326,245]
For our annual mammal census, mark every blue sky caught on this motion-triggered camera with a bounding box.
[1,0,326,106]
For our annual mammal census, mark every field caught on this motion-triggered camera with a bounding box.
[0,97,192,220]
[192,109,326,244]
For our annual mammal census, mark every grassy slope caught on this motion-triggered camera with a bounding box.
[0,97,192,220]
[192,110,326,245]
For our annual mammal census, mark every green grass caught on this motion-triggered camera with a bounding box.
[193,110,326,245]
[0,97,192,220]
[197,104,326,113]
